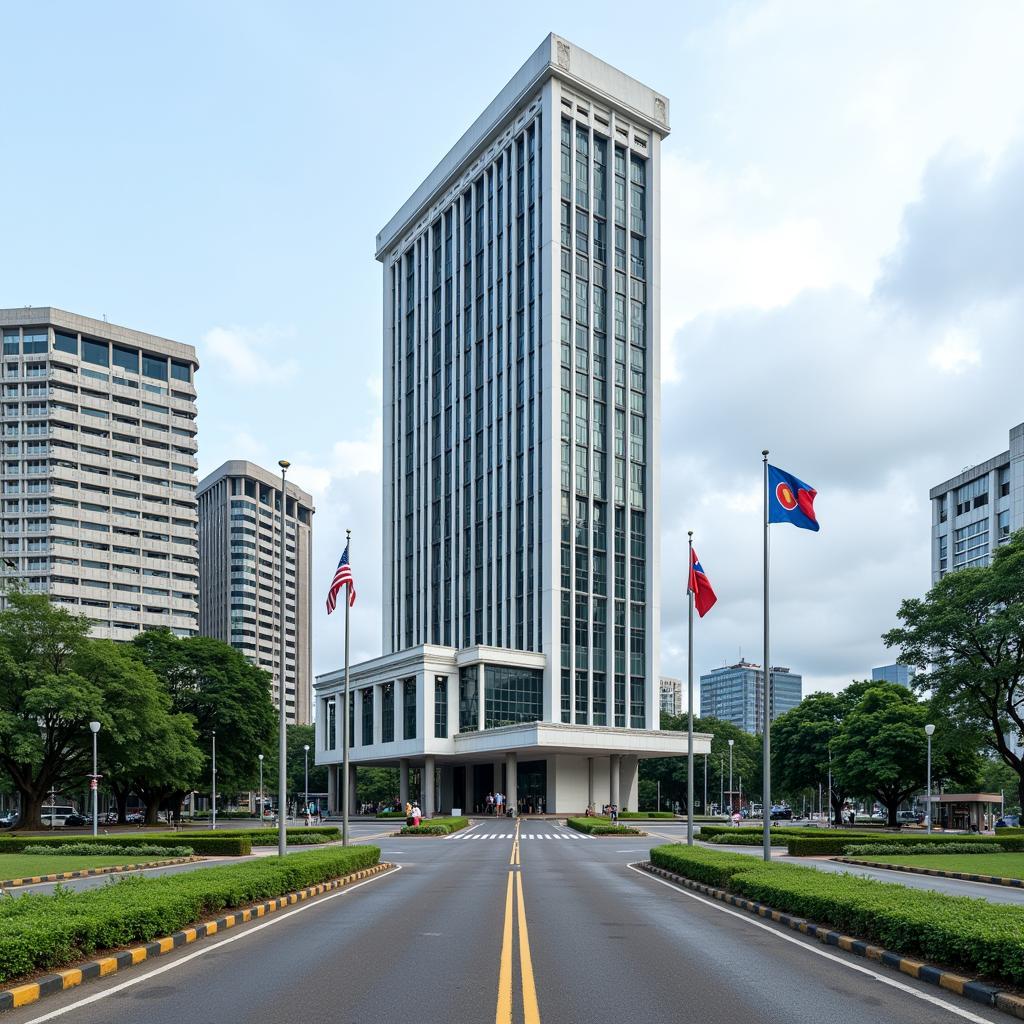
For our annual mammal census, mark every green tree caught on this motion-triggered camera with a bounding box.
[832,683,979,826]
[131,630,276,811]
[260,724,330,809]
[0,594,159,829]
[356,766,399,807]
[884,531,1024,812]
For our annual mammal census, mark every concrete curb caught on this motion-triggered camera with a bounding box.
[0,856,196,889]
[0,862,394,1012]
[837,856,1024,888]
[639,861,1024,1020]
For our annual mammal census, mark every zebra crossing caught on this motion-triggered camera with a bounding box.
[453,831,584,840]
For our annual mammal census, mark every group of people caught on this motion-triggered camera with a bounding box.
[583,803,619,821]
[484,791,509,816]
[404,801,423,826]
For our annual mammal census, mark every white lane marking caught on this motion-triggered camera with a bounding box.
[627,865,995,1024]
[17,865,403,1024]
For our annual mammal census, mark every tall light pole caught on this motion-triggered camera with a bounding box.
[925,723,935,834]
[89,721,101,836]
[703,753,708,814]
[211,730,217,830]
[258,753,264,822]
[719,754,724,813]
[277,459,290,858]
[728,738,734,814]
[827,741,833,828]
[303,743,310,817]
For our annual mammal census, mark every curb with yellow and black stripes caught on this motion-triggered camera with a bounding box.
[0,862,394,1012]
[837,855,1024,889]
[640,861,1024,1020]
[0,856,196,889]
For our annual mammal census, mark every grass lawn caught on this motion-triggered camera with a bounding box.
[0,854,170,879]
[856,852,1024,879]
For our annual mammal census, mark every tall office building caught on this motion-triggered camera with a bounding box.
[871,664,915,687]
[930,422,1023,583]
[659,676,682,717]
[316,35,704,815]
[0,307,199,638]
[699,661,802,735]
[198,461,314,725]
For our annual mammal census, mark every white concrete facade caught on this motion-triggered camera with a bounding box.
[315,35,708,812]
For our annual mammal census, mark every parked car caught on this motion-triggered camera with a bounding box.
[769,805,792,820]
[0,812,19,828]
[41,805,77,827]
[896,810,923,824]
[995,815,1020,830]
[64,812,89,827]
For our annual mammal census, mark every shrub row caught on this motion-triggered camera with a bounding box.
[399,816,469,836]
[619,811,676,819]
[706,832,788,847]
[17,843,195,858]
[566,818,642,835]
[649,844,1024,987]
[190,826,340,846]
[844,842,1004,857]
[699,825,894,840]
[0,845,380,984]
[787,833,1024,857]
[0,834,250,857]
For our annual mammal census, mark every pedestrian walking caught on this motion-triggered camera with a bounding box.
[486,792,494,815]
[495,791,503,816]
[610,802,618,823]
[412,802,422,827]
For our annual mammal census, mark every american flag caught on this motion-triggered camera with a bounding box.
[326,542,356,614]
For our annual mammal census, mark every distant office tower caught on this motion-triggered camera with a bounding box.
[198,461,314,725]
[931,422,1023,583]
[316,35,705,816]
[871,664,915,687]
[0,307,199,638]
[700,661,802,734]
[659,676,682,716]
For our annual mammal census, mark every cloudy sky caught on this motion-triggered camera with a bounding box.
[2,2,1022,700]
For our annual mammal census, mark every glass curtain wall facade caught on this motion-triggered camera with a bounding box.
[558,111,649,730]
[387,115,544,658]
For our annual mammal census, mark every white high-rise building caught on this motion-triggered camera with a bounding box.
[316,35,703,815]
[0,307,199,638]
[659,677,682,717]
[198,461,315,725]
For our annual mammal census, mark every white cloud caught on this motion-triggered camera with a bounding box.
[928,327,981,374]
[202,325,299,385]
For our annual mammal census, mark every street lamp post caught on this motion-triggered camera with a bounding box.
[728,738,734,814]
[89,721,101,837]
[277,460,290,858]
[827,742,833,828]
[925,723,935,834]
[211,730,217,831]
[703,753,708,814]
[719,754,724,813]
[303,744,310,817]
[258,753,264,823]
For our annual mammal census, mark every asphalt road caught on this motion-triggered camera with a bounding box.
[2,819,1010,1024]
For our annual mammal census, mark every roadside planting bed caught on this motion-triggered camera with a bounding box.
[787,833,1024,857]
[0,852,189,879]
[848,852,1024,880]
[567,817,643,836]
[0,834,250,856]
[649,844,1024,987]
[0,845,381,985]
[399,816,469,835]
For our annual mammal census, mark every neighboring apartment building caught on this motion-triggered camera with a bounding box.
[659,676,682,717]
[930,422,1023,583]
[699,661,802,735]
[316,35,706,816]
[871,664,915,687]
[0,307,199,639]
[198,461,314,725]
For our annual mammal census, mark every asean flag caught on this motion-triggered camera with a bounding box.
[688,548,717,618]
[768,465,820,532]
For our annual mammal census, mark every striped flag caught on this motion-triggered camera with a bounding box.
[326,542,356,613]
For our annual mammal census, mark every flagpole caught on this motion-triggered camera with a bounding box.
[762,450,771,862]
[687,531,695,845]
[342,529,351,847]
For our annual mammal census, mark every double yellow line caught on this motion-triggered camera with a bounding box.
[496,819,539,1024]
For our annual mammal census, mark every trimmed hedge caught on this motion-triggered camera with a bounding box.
[0,834,250,857]
[706,832,788,847]
[0,845,380,984]
[649,844,1024,987]
[788,833,1024,857]
[20,843,195,858]
[399,816,469,836]
[194,826,340,846]
[566,818,642,835]
[845,842,1004,857]
[619,811,675,819]
[699,825,893,840]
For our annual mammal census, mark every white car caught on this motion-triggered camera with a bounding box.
[41,804,77,826]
